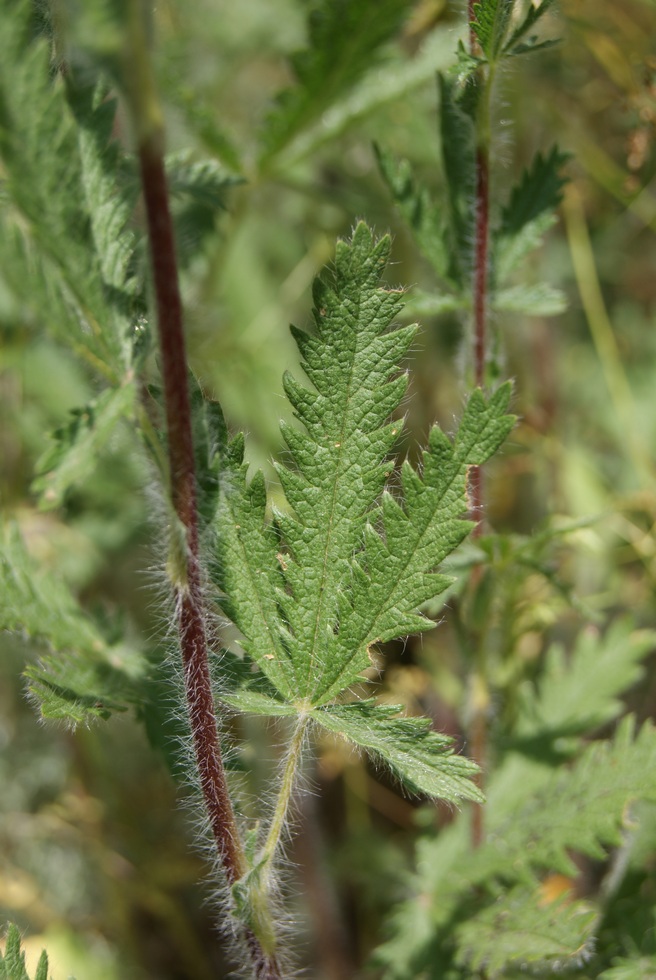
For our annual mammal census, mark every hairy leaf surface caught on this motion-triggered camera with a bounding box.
[0,925,51,980]
[2,524,147,723]
[313,701,483,803]
[471,0,513,61]
[213,223,514,803]
[260,0,409,164]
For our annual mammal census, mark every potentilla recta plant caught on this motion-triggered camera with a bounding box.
[2,1,656,978]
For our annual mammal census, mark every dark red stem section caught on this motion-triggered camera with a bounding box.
[138,138,281,980]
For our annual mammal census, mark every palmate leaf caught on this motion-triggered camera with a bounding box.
[259,0,409,165]
[214,223,514,706]
[213,223,514,803]
[2,524,147,724]
[0,925,51,980]
[502,0,559,57]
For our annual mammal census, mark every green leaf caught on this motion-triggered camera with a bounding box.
[31,383,136,509]
[488,717,656,881]
[1,523,148,724]
[402,290,468,318]
[165,151,243,269]
[493,282,567,315]
[0,925,52,980]
[214,226,514,709]
[494,211,557,283]
[450,720,656,973]
[600,956,656,979]
[222,689,299,719]
[260,0,410,164]
[213,224,416,700]
[502,0,558,56]
[438,73,476,286]
[497,146,569,242]
[506,35,561,58]
[313,384,515,704]
[0,5,141,376]
[515,621,656,744]
[277,27,459,166]
[374,144,452,284]
[454,884,598,975]
[471,0,513,61]
[313,701,483,804]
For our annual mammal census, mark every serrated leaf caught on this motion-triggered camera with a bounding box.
[189,373,228,529]
[494,282,567,315]
[454,885,597,975]
[213,224,416,701]
[1,523,147,724]
[260,0,410,164]
[313,700,483,804]
[494,211,557,283]
[0,5,141,376]
[374,144,453,284]
[165,152,242,269]
[312,384,515,704]
[486,718,656,880]
[502,0,558,56]
[506,36,561,58]
[515,621,656,743]
[497,146,569,242]
[471,0,513,61]
[438,73,476,286]
[377,715,656,977]
[278,27,459,166]
[0,925,52,980]
[213,226,514,711]
[31,383,135,509]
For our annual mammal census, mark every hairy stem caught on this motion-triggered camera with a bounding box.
[261,717,309,872]
[468,15,494,850]
[126,4,281,976]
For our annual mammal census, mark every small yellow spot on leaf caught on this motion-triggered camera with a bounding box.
[537,874,575,907]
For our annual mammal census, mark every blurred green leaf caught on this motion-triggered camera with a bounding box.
[259,0,410,164]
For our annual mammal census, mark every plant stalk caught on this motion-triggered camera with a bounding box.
[468,15,494,850]
[261,716,309,873]
[126,4,281,976]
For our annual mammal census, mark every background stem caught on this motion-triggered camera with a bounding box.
[128,5,281,976]
[468,12,493,849]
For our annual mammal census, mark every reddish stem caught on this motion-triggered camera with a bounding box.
[473,146,490,392]
[468,0,477,51]
[138,138,281,980]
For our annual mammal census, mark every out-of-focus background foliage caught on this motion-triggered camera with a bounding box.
[1,0,655,976]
